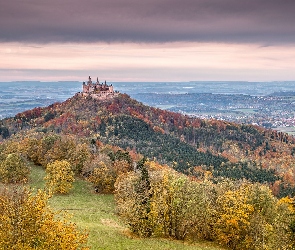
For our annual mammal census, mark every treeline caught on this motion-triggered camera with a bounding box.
[0,130,278,192]
[0,132,137,195]
[115,164,295,250]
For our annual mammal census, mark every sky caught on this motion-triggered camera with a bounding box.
[1,0,295,82]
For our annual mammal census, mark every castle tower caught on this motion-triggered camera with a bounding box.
[87,76,92,85]
[109,84,114,93]
[82,81,89,93]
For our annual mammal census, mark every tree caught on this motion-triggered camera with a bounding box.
[0,126,9,139]
[214,187,254,249]
[87,161,116,193]
[0,153,30,184]
[70,143,91,174]
[44,160,74,194]
[0,186,89,250]
[115,163,216,240]
[115,171,153,237]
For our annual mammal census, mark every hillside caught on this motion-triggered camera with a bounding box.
[1,93,295,195]
[27,165,226,250]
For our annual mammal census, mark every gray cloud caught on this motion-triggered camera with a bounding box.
[1,0,295,44]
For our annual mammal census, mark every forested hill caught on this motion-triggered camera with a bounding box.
[1,93,295,195]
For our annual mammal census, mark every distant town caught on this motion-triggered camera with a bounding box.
[135,92,295,134]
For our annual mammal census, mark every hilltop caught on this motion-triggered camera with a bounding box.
[1,92,295,196]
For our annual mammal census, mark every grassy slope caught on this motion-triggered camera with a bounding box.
[29,166,226,250]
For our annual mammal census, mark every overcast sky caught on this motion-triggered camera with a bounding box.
[1,0,295,81]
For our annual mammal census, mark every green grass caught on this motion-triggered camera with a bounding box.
[29,165,226,250]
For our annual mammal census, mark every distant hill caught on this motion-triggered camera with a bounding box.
[1,93,295,196]
[269,91,295,96]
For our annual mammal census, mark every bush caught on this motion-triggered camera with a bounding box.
[0,186,89,250]
[44,160,74,194]
[0,153,30,184]
[87,161,116,193]
[83,152,132,193]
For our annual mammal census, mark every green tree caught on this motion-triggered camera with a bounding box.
[115,171,153,237]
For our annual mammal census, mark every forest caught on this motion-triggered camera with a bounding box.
[1,93,295,249]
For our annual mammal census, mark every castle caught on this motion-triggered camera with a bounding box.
[81,76,118,100]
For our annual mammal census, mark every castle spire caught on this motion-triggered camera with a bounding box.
[88,76,92,85]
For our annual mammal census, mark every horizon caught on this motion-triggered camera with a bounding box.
[2,80,295,83]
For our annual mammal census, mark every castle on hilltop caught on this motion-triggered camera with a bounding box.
[81,76,118,100]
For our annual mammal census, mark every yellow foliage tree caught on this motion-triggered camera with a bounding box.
[0,153,30,184]
[70,143,91,174]
[44,160,74,194]
[84,153,133,193]
[0,187,89,250]
[87,161,116,193]
[273,197,295,249]
[215,187,254,249]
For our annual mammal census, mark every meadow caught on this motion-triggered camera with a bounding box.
[29,165,226,250]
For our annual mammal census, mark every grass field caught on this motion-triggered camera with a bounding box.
[29,166,226,250]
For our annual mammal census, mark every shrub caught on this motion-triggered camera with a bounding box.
[0,186,89,250]
[0,153,30,184]
[83,152,132,193]
[44,160,74,194]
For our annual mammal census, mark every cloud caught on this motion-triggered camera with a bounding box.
[0,0,295,44]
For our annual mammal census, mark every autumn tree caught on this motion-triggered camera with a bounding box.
[44,160,74,194]
[0,153,30,184]
[115,162,217,240]
[82,147,133,193]
[214,186,254,249]
[43,136,76,167]
[87,160,116,193]
[69,142,91,174]
[0,186,89,250]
